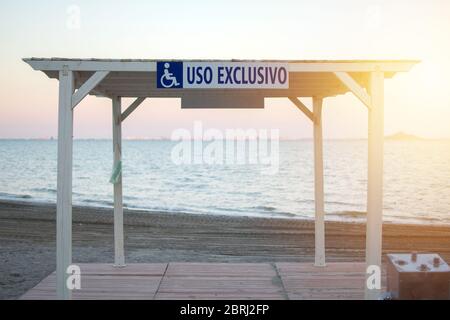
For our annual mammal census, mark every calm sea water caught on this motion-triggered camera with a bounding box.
[0,139,449,225]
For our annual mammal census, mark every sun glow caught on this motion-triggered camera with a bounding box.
[0,0,450,139]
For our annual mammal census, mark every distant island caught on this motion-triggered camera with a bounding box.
[385,132,423,140]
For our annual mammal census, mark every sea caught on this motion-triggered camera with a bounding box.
[0,139,449,225]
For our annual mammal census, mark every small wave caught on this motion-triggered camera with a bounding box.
[0,192,33,200]
[297,199,315,204]
[123,195,142,201]
[326,201,358,207]
[211,207,247,213]
[271,211,298,218]
[245,191,262,196]
[330,211,366,217]
[191,184,207,190]
[252,205,277,212]
[387,213,444,223]
[247,205,299,218]
[80,199,113,207]
[31,187,57,194]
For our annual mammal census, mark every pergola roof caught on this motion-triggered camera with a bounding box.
[23,58,418,99]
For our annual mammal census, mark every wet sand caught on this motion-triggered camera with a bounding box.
[1,199,449,300]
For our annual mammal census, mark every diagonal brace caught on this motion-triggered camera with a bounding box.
[288,97,314,122]
[72,71,109,109]
[121,97,146,122]
[334,72,372,109]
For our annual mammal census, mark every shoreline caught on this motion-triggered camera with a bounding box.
[1,199,450,299]
[0,195,447,226]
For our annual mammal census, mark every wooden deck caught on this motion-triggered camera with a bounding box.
[20,262,385,300]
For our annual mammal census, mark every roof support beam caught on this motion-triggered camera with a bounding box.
[112,96,125,267]
[334,72,372,109]
[56,68,74,300]
[71,71,109,109]
[288,97,314,122]
[121,97,146,122]
[313,96,325,267]
[365,71,384,300]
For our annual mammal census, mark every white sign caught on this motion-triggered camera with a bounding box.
[157,61,289,89]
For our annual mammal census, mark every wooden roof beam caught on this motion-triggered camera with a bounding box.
[334,72,372,109]
[288,97,314,122]
[72,71,109,109]
[121,97,146,122]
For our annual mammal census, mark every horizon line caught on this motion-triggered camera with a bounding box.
[1,137,449,141]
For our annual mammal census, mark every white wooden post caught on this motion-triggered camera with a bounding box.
[56,67,74,299]
[112,96,125,267]
[313,96,326,266]
[365,70,384,299]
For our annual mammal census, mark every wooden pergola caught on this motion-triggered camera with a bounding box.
[23,58,417,300]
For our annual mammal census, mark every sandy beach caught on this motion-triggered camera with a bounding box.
[1,199,449,300]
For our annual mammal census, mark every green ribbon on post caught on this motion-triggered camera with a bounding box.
[109,160,122,184]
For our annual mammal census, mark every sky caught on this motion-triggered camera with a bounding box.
[0,0,449,139]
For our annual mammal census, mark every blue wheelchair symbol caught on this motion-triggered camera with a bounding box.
[157,62,183,89]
